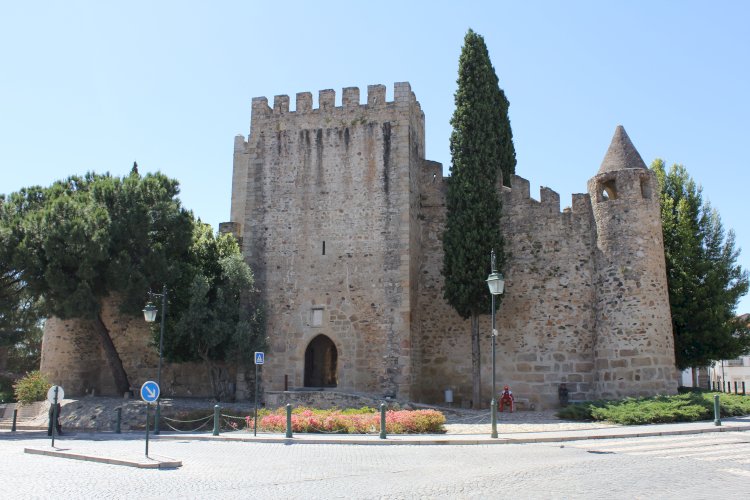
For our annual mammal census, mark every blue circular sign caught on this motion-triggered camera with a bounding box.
[140,380,160,402]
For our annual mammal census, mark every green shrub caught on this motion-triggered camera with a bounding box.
[706,392,750,416]
[13,370,51,405]
[557,392,750,425]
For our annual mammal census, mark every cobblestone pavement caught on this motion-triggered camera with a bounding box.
[441,408,619,434]
[2,431,749,498]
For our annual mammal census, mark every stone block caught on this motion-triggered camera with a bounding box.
[631,357,653,367]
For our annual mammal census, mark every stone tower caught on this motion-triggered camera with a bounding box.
[228,83,429,400]
[588,126,678,398]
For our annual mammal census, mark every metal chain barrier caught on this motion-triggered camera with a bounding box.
[162,414,213,433]
[220,413,250,432]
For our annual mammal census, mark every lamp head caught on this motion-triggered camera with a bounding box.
[486,272,505,296]
[142,302,158,323]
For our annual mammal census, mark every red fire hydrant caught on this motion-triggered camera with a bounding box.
[498,385,514,413]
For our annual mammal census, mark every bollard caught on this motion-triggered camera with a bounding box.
[213,405,220,436]
[743,381,746,396]
[115,407,122,434]
[285,404,292,438]
[714,394,721,426]
[379,403,386,439]
[735,381,739,395]
[11,409,18,432]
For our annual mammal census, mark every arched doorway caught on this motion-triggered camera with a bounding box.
[304,334,338,388]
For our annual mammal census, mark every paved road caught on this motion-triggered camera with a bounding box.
[2,432,749,499]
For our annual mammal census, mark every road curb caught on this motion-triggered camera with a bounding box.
[23,447,182,469]
[151,422,750,446]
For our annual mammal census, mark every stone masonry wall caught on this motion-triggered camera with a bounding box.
[589,169,679,397]
[40,296,222,398]
[415,175,599,409]
[231,84,424,400]
[228,83,677,410]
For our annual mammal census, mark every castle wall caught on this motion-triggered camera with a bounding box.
[226,83,678,409]
[40,296,221,398]
[415,176,599,409]
[231,84,425,399]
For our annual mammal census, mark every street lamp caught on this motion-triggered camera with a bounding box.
[143,284,167,434]
[486,249,505,439]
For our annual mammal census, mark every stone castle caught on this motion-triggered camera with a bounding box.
[222,82,679,409]
[40,82,679,409]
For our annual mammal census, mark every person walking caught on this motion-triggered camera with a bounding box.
[47,402,62,436]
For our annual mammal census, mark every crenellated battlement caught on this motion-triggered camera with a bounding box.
[250,82,420,121]
[504,174,592,219]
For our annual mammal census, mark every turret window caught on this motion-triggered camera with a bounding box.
[600,180,618,201]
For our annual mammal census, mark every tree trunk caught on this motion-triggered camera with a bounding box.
[203,356,221,401]
[91,314,131,396]
[471,313,481,409]
[691,366,698,388]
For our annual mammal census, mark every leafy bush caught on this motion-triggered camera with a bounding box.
[556,401,603,421]
[13,370,51,405]
[557,392,750,425]
[245,407,446,434]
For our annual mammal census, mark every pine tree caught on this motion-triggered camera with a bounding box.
[653,159,750,371]
[4,172,194,395]
[443,29,515,408]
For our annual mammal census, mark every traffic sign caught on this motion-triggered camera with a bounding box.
[140,381,160,402]
[47,385,64,403]
[254,352,265,365]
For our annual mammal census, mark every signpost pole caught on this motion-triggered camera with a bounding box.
[253,352,264,437]
[140,381,160,458]
[145,402,150,457]
[47,385,64,447]
[254,363,259,437]
[51,386,59,447]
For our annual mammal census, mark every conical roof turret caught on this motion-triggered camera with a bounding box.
[598,125,647,174]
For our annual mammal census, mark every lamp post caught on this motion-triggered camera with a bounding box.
[143,284,167,434]
[486,249,505,439]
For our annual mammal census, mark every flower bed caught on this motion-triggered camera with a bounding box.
[245,407,446,434]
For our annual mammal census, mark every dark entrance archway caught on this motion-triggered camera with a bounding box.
[304,334,338,388]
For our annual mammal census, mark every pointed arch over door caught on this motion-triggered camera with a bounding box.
[304,334,338,388]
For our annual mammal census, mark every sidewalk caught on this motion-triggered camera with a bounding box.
[155,413,750,445]
[11,414,750,469]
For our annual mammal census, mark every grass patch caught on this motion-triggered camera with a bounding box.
[557,392,750,425]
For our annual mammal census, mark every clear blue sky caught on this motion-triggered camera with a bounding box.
[2,1,748,313]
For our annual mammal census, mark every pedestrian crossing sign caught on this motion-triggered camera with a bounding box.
[254,352,265,365]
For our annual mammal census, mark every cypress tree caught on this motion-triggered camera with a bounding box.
[443,29,515,408]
